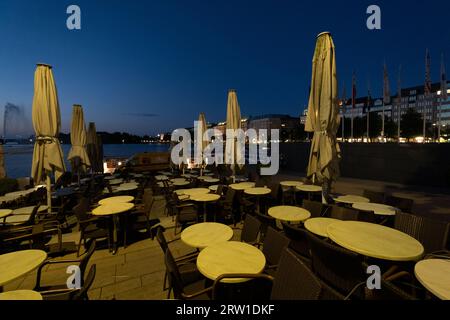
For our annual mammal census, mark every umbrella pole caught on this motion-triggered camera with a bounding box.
[46,174,52,214]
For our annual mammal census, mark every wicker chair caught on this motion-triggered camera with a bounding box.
[41,264,96,300]
[256,212,277,241]
[165,249,211,300]
[302,199,325,218]
[395,212,450,255]
[240,214,261,244]
[363,189,385,203]
[212,248,322,300]
[328,205,359,221]
[306,231,366,299]
[281,222,311,265]
[386,195,414,213]
[262,227,290,274]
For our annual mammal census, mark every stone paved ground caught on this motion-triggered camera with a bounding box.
[3,175,449,300]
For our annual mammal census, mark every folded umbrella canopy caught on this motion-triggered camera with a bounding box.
[196,112,207,174]
[225,89,244,176]
[87,122,103,174]
[31,64,66,211]
[68,105,91,178]
[305,32,341,202]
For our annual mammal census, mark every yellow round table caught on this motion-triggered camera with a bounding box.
[268,206,311,223]
[190,194,221,222]
[334,195,370,205]
[108,179,123,185]
[229,182,256,191]
[196,241,266,283]
[99,196,135,205]
[0,250,47,286]
[114,185,138,193]
[171,178,187,183]
[208,185,219,192]
[327,221,424,261]
[0,209,12,221]
[181,222,233,249]
[12,205,48,215]
[155,175,169,181]
[414,259,450,300]
[304,217,339,237]
[0,290,43,300]
[172,180,190,187]
[280,181,304,187]
[352,202,398,216]
[203,178,220,184]
[295,185,322,192]
[92,202,134,254]
[180,188,211,197]
[244,187,271,214]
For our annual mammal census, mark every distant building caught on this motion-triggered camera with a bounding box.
[340,81,450,126]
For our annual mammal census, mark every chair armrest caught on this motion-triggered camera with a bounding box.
[180,286,213,300]
[212,273,274,299]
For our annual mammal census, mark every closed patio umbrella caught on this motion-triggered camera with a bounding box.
[87,122,102,174]
[196,112,207,175]
[31,64,66,212]
[305,32,341,203]
[225,89,244,177]
[67,105,90,180]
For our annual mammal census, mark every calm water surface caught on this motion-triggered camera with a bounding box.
[3,144,170,178]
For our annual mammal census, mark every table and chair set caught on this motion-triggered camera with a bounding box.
[153,170,449,301]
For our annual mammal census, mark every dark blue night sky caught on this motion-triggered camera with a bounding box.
[0,0,449,135]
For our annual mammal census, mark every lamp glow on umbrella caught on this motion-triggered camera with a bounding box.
[31,64,66,213]
[304,32,341,204]
[67,105,91,183]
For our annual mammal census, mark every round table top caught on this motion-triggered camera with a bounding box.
[158,171,173,176]
[99,196,135,205]
[92,202,134,216]
[203,178,220,183]
[0,195,18,203]
[4,190,29,198]
[327,221,424,261]
[0,290,43,300]
[178,188,211,196]
[0,250,47,286]
[155,175,169,181]
[208,185,219,192]
[304,217,339,237]
[295,185,322,192]
[414,259,450,300]
[172,181,190,186]
[197,241,266,283]
[334,194,370,204]
[244,187,271,196]
[229,182,256,190]
[0,209,13,219]
[181,222,234,249]
[182,174,197,178]
[108,179,123,185]
[352,202,398,216]
[280,180,304,187]
[4,214,31,224]
[170,178,187,183]
[190,193,221,202]
[268,206,311,223]
[12,205,48,215]
[114,185,138,192]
